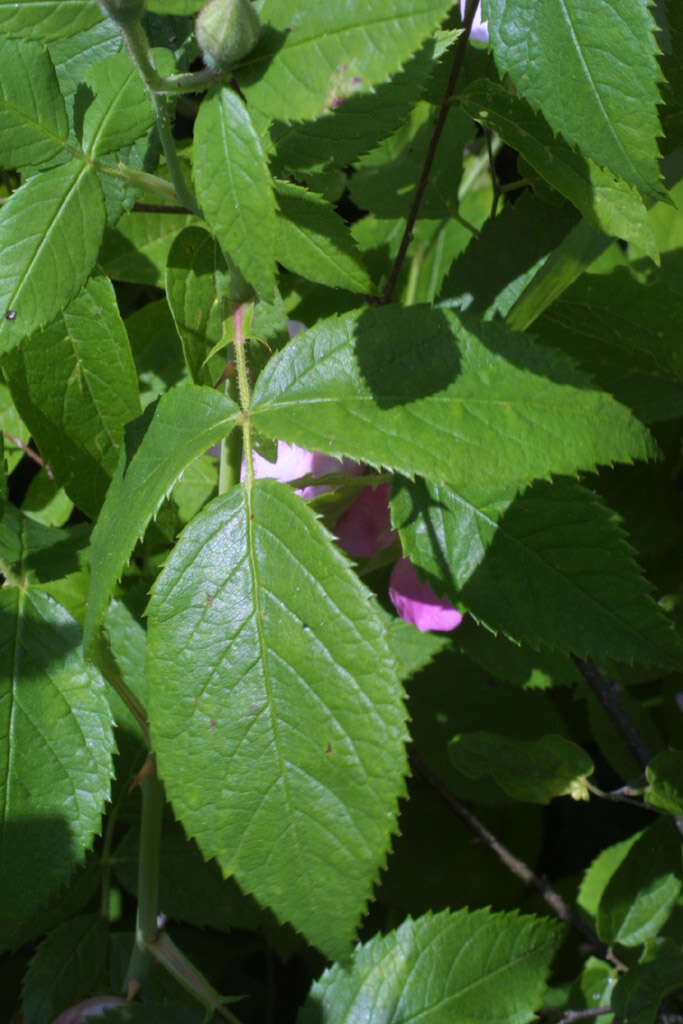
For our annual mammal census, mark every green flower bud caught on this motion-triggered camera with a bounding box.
[97,0,145,25]
[195,0,261,70]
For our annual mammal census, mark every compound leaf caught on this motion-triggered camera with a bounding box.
[146,480,408,960]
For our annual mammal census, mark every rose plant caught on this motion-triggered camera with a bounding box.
[1,0,683,1022]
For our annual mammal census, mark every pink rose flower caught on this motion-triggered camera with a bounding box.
[251,441,462,633]
[460,0,489,43]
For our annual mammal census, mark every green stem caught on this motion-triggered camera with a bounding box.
[233,304,254,488]
[124,759,164,994]
[155,68,225,94]
[104,9,201,215]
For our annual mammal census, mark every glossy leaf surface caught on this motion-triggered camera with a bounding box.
[147,480,408,959]
[298,907,564,1023]
[250,306,657,504]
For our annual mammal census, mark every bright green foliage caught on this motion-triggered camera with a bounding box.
[0,586,114,949]
[0,0,103,42]
[3,275,141,517]
[250,306,657,503]
[0,163,105,354]
[82,49,158,158]
[21,914,109,1024]
[194,86,277,300]
[646,750,683,815]
[487,0,664,196]
[0,38,68,169]
[100,211,198,287]
[84,385,240,651]
[390,476,683,668]
[274,180,374,294]
[146,480,409,959]
[236,0,456,123]
[449,732,593,803]
[165,225,231,385]
[596,818,682,947]
[298,908,564,1023]
[459,78,658,260]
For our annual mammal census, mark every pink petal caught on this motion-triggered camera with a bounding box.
[51,996,127,1023]
[459,0,489,43]
[248,441,362,498]
[389,558,463,632]
[335,483,396,558]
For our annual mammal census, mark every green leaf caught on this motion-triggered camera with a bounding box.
[82,49,158,159]
[100,211,198,287]
[100,1005,205,1023]
[250,306,658,504]
[506,218,611,333]
[449,732,593,804]
[611,941,683,1024]
[165,225,232,386]
[0,38,68,169]
[0,0,103,42]
[0,162,105,355]
[459,79,658,261]
[596,818,682,947]
[390,476,683,669]
[146,480,408,959]
[646,750,683,816]
[274,180,374,294]
[298,907,564,1024]
[113,820,267,935]
[194,86,276,300]
[237,0,456,124]
[21,914,109,1024]
[2,275,141,517]
[487,0,664,196]
[125,298,186,407]
[453,617,580,690]
[271,34,441,175]
[439,190,579,318]
[350,100,474,220]
[537,265,683,382]
[0,588,114,950]
[48,18,122,108]
[83,384,240,651]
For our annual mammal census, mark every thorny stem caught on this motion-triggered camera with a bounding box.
[409,749,627,972]
[233,304,254,488]
[380,0,482,304]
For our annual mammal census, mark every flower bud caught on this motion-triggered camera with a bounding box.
[196,0,261,70]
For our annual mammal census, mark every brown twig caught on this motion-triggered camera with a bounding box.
[572,655,652,769]
[540,1009,612,1024]
[380,0,481,304]
[409,748,627,971]
[3,432,53,479]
